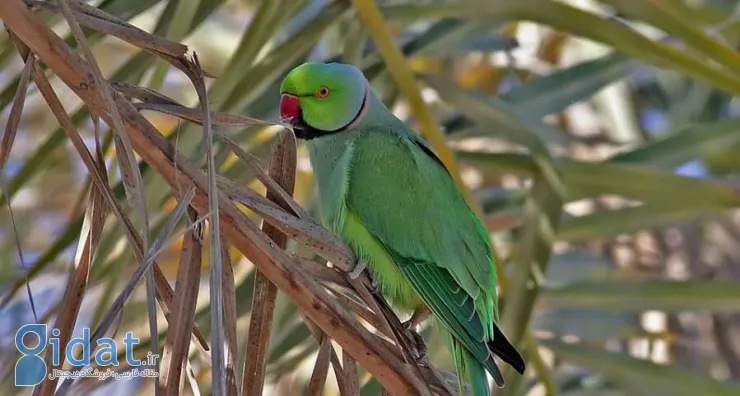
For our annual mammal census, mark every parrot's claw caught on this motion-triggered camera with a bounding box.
[404,329,429,364]
[402,319,414,331]
[400,308,430,364]
[370,277,381,295]
[402,307,431,331]
[348,258,368,279]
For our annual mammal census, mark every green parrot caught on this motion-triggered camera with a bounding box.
[279,62,525,394]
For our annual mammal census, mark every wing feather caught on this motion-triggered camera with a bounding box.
[346,128,495,298]
[345,128,509,375]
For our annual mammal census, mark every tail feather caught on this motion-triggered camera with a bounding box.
[436,313,525,392]
[487,324,526,375]
[463,348,495,396]
[444,328,499,395]
[482,353,505,387]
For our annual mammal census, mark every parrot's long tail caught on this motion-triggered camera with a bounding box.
[443,329,502,396]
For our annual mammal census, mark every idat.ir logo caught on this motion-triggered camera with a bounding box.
[15,324,158,386]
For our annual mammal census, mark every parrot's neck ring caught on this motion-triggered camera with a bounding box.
[295,82,369,141]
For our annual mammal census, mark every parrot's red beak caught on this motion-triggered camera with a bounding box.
[279,94,301,124]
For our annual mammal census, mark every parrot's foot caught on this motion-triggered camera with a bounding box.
[402,307,431,331]
[348,258,368,279]
[401,308,430,364]
[370,277,381,295]
[403,328,429,364]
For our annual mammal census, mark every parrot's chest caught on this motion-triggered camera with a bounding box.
[338,209,425,312]
[307,133,425,311]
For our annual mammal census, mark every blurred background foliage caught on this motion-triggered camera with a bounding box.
[3,0,740,395]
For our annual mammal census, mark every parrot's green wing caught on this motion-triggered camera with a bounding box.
[345,127,524,383]
[347,128,495,302]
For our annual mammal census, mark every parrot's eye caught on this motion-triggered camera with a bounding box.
[316,86,331,99]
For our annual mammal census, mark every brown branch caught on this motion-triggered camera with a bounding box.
[25,0,206,79]
[27,0,187,57]
[159,208,203,395]
[329,289,391,337]
[307,335,334,396]
[0,34,33,171]
[291,254,351,288]
[304,317,351,396]
[216,174,355,270]
[218,133,308,219]
[349,277,437,394]
[242,131,298,395]
[113,81,183,106]
[343,349,360,395]
[152,261,210,352]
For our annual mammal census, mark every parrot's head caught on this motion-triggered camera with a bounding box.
[279,62,368,139]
